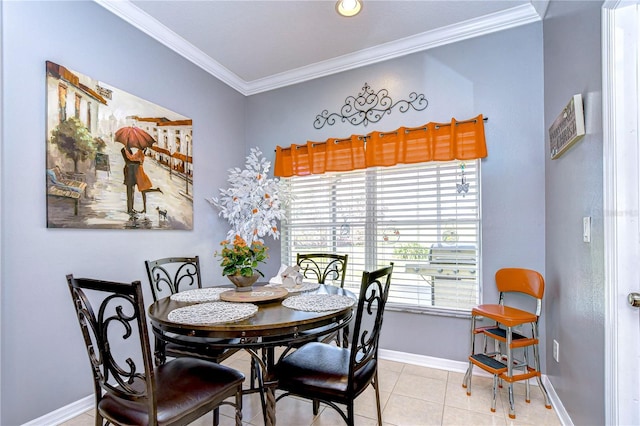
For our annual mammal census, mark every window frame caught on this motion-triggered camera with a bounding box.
[280,159,482,316]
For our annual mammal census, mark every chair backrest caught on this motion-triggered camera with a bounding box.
[66,275,158,418]
[296,253,348,287]
[495,267,545,316]
[145,256,202,301]
[348,263,393,385]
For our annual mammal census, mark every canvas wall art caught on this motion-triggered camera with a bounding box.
[45,61,193,229]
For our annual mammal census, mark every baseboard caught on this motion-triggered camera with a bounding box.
[26,350,573,426]
[378,349,573,426]
[379,348,491,376]
[22,395,93,426]
[541,374,573,426]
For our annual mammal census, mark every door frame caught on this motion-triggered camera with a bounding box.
[603,1,640,425]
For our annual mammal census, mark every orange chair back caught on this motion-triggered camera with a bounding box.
[495,268,544,300]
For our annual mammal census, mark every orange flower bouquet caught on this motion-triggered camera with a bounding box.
[217,235,269,278]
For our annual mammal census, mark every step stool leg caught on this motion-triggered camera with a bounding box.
[463,361,473,394]
[507,383,516,419]
[506,326,516,419]
[491,374,498,412]
[532,323,552,409]
[463,314,477,393]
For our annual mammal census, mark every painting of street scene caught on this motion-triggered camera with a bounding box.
[45,61,193,229]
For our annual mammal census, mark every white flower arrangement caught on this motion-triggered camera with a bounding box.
[209,148,287,244]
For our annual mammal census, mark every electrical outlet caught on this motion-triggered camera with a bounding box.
[553,339,560,363]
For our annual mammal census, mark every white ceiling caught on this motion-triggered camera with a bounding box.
[96,0,548,95]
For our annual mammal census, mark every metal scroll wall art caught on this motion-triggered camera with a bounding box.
[313,83,428,129]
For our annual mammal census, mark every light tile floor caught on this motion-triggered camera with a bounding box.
[60,350,561,426]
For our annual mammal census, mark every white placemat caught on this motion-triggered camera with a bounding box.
[170,287,227,303]
[282,294,355,312]
[265,282,320,294]
[168,301,258,325]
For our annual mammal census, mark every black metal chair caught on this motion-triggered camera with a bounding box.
[146,256,202,301]
[66,274,244,426]
[275,263,394,426]
[296,253,350,346]
[145,256,239,366]
[145,256,265,422]
[297,253,348,288]
[145,256,266,421]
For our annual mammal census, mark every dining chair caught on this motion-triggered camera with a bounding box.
[275,263,394,426]
[296,253,350,346]
[66,274,244,426]
[297,253,348,288]
[145,256,266,420]
[462,267,552,419]
[146,256,203,301]
[145,256,239,365]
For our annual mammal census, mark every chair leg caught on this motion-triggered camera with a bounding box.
[257,363,267,425]
[235,387,243,426]
[373,370,383,426]
[213,407,219,426]
[347,402,355,426]
[313,399,320,415]
[250,357,257,389]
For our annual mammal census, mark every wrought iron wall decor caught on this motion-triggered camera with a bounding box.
[313,83,428,129]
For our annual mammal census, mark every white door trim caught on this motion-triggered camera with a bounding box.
[603,1,640,425]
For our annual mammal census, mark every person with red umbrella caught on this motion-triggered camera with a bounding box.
[115,127,163,214]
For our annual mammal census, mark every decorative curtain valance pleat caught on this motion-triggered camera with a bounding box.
[274,114,486,177]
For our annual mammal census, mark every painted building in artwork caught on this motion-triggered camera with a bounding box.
[132,116,193,177]
[45,61,110,175]
[46,61,108,137]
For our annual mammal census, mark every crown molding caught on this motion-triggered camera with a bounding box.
[95,1,541,97]
[94,0,250,94]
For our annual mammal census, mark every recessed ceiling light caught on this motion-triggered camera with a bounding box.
[336,0,362,17]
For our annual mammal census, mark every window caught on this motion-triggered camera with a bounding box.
[58,83,67,122]
[75,93,81,119]
[281,159,480,314]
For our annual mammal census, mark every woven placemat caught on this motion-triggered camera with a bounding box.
[282,294,355,312]
[170,287,227,303]
[168,301,258,325]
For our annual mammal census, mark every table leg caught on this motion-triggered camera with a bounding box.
[264,346,278,426]
[264,377,278,426]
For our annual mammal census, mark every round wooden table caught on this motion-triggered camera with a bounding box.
[148,283,355,426]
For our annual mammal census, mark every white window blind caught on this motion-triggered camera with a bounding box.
[281,160,481,313]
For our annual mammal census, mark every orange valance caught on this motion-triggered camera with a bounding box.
[274,115,486,177]
[275,135,366,177]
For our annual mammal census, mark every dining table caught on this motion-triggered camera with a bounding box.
[147,282,356,426]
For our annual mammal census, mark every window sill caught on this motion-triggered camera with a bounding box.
[385,302,472,319]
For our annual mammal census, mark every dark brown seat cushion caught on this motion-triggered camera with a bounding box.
[275,342,376,402]
[98,358,244,425]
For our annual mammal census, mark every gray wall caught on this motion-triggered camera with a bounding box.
[543,2,605,425]
[1,2,247,424]
[247,23,546,363]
